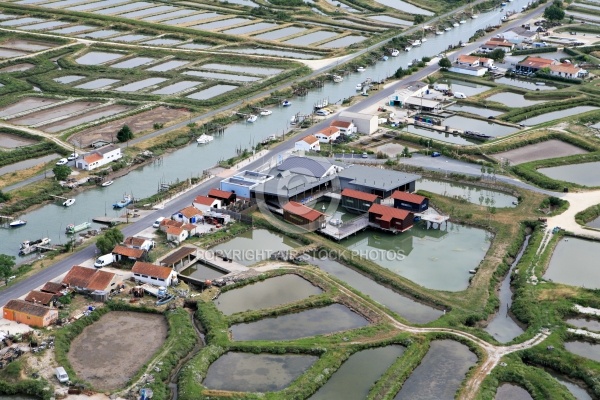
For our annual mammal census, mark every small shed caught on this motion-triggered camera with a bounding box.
[282,201,326,231]
[132,262,176,286]
[3,299,58,328]
[340,188,380,214]
[208,188,237,206]
[338,111,378,135]
[159,246,197,271]
[193,196,221,212]
[391,191,429,213]
[368,204,414,233]
[112,244,146,263]
[24,290,56,307]
[166,226,188,243]
[173,206,203,224]
[40,282,67,295]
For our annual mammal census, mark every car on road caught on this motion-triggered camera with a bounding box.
[362,152,368,158]
[56,158,68,166]
[431,152,441,157]
[315,109,330,116]
[67,152,79,161]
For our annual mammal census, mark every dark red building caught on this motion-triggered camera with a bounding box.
[391,190,429,213]
[283,201,326,231]
[368,204,414,233]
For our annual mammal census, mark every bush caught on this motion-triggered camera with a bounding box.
[512,47,558,56]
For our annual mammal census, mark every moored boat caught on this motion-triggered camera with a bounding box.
[404,46,412,51]
[453,22,459,27]
[444,26,452,31]
[101,180,114,187]
[356,66,365,72]
[463,130,493,140]
[381,55,389,61]
[19,237,50,255]
[356,83,362,91]
[460,20,466,24]
[113,194,133,209]
[246,114,258,123]
[9,219,27,228]
[436,30,444,35]
[63,198,75,207]
[282,100,292,107]
[196,134,214,144]
[332,75,343,83]
[66,221,91,234]
[260,109,272,116]
[390,49,400,57]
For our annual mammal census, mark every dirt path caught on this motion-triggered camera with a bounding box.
[544,190,600,240]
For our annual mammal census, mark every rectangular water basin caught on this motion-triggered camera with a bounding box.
[110,56,156,68]
[146,60,189,72]
[95,2,153,14]
[0,97,61,118]
[284,30,338,46]
[319,35,366,48]
[0,38,54,52]
[368,15,413,25]
[8,101,103,125]
[183,70,261,82]
[544,237,600,287]
[406,125,477,146]
[43,0,88,8]
[190,17,252,31]
[67,0,129,11]
[178,43,211,49]
[75,78,120,89]
[227,47,320,59]
[446,104,503,118]
[216,0,258,6]
[53,75,86,84]
[0,17,45,27]
[445,79,492,96]
[15,0,47,4]
[373,0,433,15]
[161,13,217,25]
[50,24,97,34]
[0,14,14,20]
[222,22,278,35]
[444,116,517,137]
[40,104,133,133]
[118,5,176,18]
[520,106,600,126]
[142,9,189,22]
[495,77,556,90]
[20,21,69,31]
[141,38,183,46]
[115,77,167,92]
[0,49,28,58]
[200,63,282,76]
[253,26,306,40]
[0,63,35,72]
[77,29,124,39]
[110,34,153,42]
[187,85,238,100]
[486,92,547,107]
[151,80,201,95]
[538,161,600,186]
[75,51,125,65]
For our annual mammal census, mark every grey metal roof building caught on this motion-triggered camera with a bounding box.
[338,165,421,198]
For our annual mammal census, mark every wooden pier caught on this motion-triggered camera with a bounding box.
[319,214,369,241]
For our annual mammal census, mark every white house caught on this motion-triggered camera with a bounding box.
[166,226,188,243]
[159,219,183,233]
[132,261,177,287]
[192,196,221,212]
[123,236,154,252]
[549,63,588,79]
[182,223,198,236]
[314,127,340,143]
[172,206,203,224]
[479,38,515,53]
[338,111,378,135]
[500,27,538,44]
[295,135,321,152]
[330,120,356,135]
[75,144,122,171]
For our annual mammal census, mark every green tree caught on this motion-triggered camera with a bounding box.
[402,146,411,158]
[117,125,134,143]
[544,5,565,21]
[414,15,426,24]
[488,48,506,62]
[52,165,72,181]
[438,57,452,69]
[96,227,124,254]
[0,254,15,285]
[0,190,10,203]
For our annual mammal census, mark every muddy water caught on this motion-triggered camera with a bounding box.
[0,39,53,51]
[183,70,260,82]
[484,236,529,343]
[203,352,317,392]
[180,262,224,280]
[320,35,366,49]
[521,106,600,126]
[0,49,28,58]
[0,97,61,118]
[310,345,406,399]
[216,274,322,315]
[41,105,132,133]
[284,31,338,46]
[0,63,34,72]
[547,370,593,400]
[495,383,533,400]
[565,341,600,362]
[539,161,600,187]
[566,317,600,332]
[309,257,442,323]
[417,178,517,208]
[544,238,600,288]
[394,340,477,399]
[9,101,103,126]
[115,77,167,92]
[0,133,36,148]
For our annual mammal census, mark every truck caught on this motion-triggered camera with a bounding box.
[94,253,114,268]
[55,367,69,383]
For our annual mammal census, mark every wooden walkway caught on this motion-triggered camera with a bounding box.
[195,249,248,273]
[319,214,369,241]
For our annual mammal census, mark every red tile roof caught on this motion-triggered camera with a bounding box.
[330,120,352,129]
[341,188,379,202]
[4,299,54,318]
[391,191,427,204]
[182,223,196,231]
[179,206,201,218]
[317,127,340,137]
[161,219,183,228]
[41,282,66,294]
[87,270,116,291]
[208,188,234,199]
[25,290,55,305]
[368,203,410,222]
[518,56,555,69]
[457,55,479,63]
[112,244,145,259]
[84,153,103,164]
[124,236,148,248]
[62,266,97,288]
[167,226,184,235]
[283,201,324,222]
[549,63,581,74]
[300,135,319,145]
[132,262,172,280]
[194,195,216,206]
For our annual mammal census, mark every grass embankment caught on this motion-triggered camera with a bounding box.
[575,203,600,226]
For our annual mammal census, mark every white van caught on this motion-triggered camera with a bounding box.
[152,217,165,228]
[94,253,114,268]
[55,367,69,383]
[454,92,467,99]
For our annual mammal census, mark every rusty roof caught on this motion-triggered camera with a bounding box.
[341,188,379,202]
[87,270,116,291]
[178,206,202,218]
[112,244,145,259]
[330,120,352,128]
[167,226,184,235]
[391,190,427,204]
[124,236,149,247]
[62,265,97,288]
[160,246,196,266]
[193,195,216,206]
[283,201,324,222]
[300,135,319,145]
[208,188,235,199]
[4,299,54,317]
[41,281,66,294]
[132,262,172,280]
[84,153,103,164]
[25,290,55,305]
[316,127,340,137]
[161,219,183,228]
[368,203,411,222]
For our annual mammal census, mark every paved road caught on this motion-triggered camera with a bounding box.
[0,3,552,306]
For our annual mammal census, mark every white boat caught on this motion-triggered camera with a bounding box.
[315,99,329,109]
[421,37,428,42]
[356,83,362,91]
[436,31,444,35]
[246,114,258,123]
[356,66,365,72]
[19,237,50,255]
[460,20,466,24]
[472,14,479,18]
[282,100,292,107]
[410,39,422,46]
[404,46,412,51]
[390,49,400,57]
[290,115,297,125]
[63,198,75,207]
[101,180,113,187]
[9,219,26,228]
[332,75,343,83]
[444,27,452,31]
[260,110,272,116]
[381,55,389,61]
[453,22,459,27]
[196,134,214,144]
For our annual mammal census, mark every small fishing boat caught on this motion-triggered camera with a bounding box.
[282,100,292,107]
[356,83,362,91]
[66,221,91,235]
[196,134,214,144]
[469,269,477,274]
[390,49,400,57]
[444,26,452,31]
[436,30,444,35]
[381,55,389,61]
[453,22,459,27]
[246,114,258,123]
[19,237,50,255]
[356,66,365,72]
[260,109,272,116]
[63,198,75,207]
[410,39,422,47]
[460,19,466,24]
[332,75,343,83]
[404,46,412,51]
[463,130,493,140]
[9,219,27,228]
[101,180,114,187]
[113,194,132,209]
[421,37,428,43]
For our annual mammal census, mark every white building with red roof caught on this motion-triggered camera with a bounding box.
[75,144,122,171]
[192,195,221,212]
[295,135,321,152]
[330,120,356,135]
[314,126,340,143]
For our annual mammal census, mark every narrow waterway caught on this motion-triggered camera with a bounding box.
[484,235,530,343]
[0,0,534,258]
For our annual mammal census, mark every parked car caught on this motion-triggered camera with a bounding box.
[56,158,68,166]
[67,152,79,161]
[315,109,330,116]
[362,152,368,158]
[94,253,114,268]
[55,367,69,383]
[453,92,467,99]
[152,217,165,228]
[431,152,441,157]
